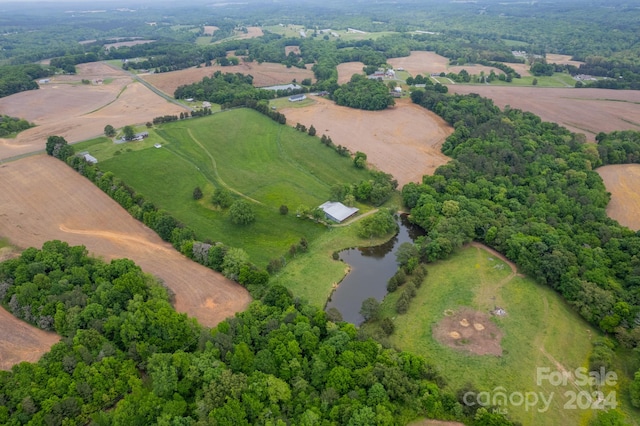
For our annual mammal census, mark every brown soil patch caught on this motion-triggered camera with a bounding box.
[0,155,251,368]
[0,62,187,160]
[235,26,263,40]
[280,97,452,186]
[434,307,503,356]
[448,86,640,140]
[142,61,314,95]
[546,54,585,67]
[0,306,60,371]
[203,25,219,35]
[501,62,531,77]
[597,164,640,230]
[448,65,505,76]
[285,45,301,56]
[337,62,365,84]
[388,51,450,76]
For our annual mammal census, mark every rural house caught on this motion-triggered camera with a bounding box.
[319,201,359,223]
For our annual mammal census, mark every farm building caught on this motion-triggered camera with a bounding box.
[264,83,302,91]
[78,152,98,164]
[288,94,307,102]
[319,201,359,223]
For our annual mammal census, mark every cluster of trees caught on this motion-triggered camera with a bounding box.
[1,240,514,425]
[0,115,33,137]
[332,75,395,111]
[330,170,398,207]
[406,85,640,405]
[0,64,53,98]
[357,209,398,239]
[174,72,275,105]
[596,130,640,165]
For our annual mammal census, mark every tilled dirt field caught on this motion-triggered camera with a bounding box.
[337,62,365,84]
[448,86,640,139]
[0,306,60,371]
[0,156,251,328]
[388,51,450,76]
[280,97,452,186]
[142,61,315,96]
[597,164,640,231]
[0,62,187,160]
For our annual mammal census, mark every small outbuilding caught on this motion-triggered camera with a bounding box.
[288,94,307,102]
[78,151,98,164]
[319,201,359,223]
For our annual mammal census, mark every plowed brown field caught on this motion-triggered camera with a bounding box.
[0,306,60,370]
[597,164,640,231]
[388,51,450,76]
[142,61,314,96]
[0,155,251,368]
[280,97,452,186]
[448,86,640,139]
[0,62,187,161]
[337,62,365,84]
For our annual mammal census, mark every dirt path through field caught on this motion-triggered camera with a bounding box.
[0,156,251,355]
[280,97,452,186]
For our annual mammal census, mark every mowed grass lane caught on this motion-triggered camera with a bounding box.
[98,109,373,265]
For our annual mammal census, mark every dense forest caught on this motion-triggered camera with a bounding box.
[332,75,395,111]
[0,241,515,425]
[405,85,640,411]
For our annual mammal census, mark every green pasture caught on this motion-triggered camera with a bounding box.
[489,72,577,88]
[262,24,307,38]
[369,245,632,425]
[93,109,375,265]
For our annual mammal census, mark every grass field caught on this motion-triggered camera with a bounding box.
[85,109,375,266]
[367,245,636,425]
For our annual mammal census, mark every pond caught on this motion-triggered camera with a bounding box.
[325,214,425,325]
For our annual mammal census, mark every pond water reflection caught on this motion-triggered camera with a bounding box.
[325,214,425,324]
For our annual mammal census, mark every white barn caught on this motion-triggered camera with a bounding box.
[319,201,359,223]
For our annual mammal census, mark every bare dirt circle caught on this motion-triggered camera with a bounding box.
[434,307,503,356]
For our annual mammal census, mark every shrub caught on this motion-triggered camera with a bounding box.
[380,318,395,336]
[279,205,289,215]
[229,200,256,225]
[192,186,203,200]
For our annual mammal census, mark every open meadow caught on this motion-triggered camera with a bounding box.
[372,245,620,425]
[0,62,187,160]
[448,86,640,140]
[0,155,251,332]
[280,97,453,186]
[141,61,314,95]
[597,164,640,230]
[79,109,375,266]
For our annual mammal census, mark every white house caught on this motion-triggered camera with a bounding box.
[319,201,359,223]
